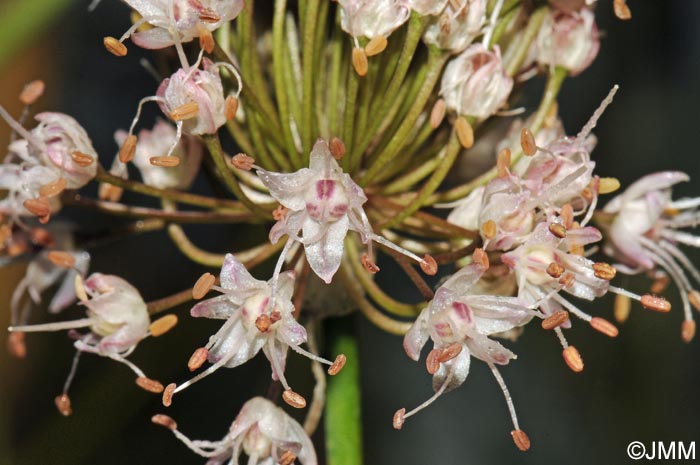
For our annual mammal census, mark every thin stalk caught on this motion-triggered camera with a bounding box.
[147,288,194,315]
[505,6,547,77]
[301,0,320,155]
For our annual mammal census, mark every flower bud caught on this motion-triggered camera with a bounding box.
[338,0,411,41]
[535,8,600,76]
[423,0,486,52]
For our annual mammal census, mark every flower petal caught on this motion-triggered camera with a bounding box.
[303,215,349,284]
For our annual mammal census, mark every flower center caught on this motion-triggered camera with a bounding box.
[242,424,272,458]
[304,179,349,222]
[523,245,558,286]
[240,292,282,332]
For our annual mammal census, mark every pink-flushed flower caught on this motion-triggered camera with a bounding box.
[154,397,316,465]
[603,171,700,334]
[409,0,448,16]
[440,44,513,120]
[397,250,534,440]
[115,119,203,189]
[534,8,599,75]
[121,0,244,50]
[0,155,62,219]
[423,0,486,52]
[256,139,434,284]
[173,254,341,401]
[338,0,411,43]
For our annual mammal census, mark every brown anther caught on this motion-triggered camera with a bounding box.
[592,262,616,281]
[170,101,199,121]
[119,134,138,163]
[272,205,288,221]
[640,294,671,313]
[328,354,347,375]
[598,177,621,195]
[364,36,388,56]
[7,332,26,359]
[681,320,696,344]
[541,310,569,330]
[231,153,255,171]
[162,383,176,407]
[188,347,209,371]
[560,204,574,229]
[392,408,406,430]
[198,25,215,53]
[496,148,511,178]
[39,177,67,198]
[282,389,306,409]
[103,36,127,56]
[149,314,178,337]
[562,346,584,373]
[193,272,217,300]
[472,248,490,269]
[225,95,239,120]
[19,80,45,105]
[270,311,282,323]
[38,214,51,225]
[47,251,76,269]
[198,8,220,23]
[614,294,631,323]
[649,274,670,294]
[688,290,700,311]
[329,137,346,160]
[568,243,584,256]
[151,414,178,430]
[352,47,368,77]
[150,156,181,167]
[23,197,51,217]
[548,222,567,239]
[71,150,95,167]
[481,220,497,240]
[279,450,297,465]
[419,254,438,276]
[255,314,272,333]
[430,99,446,129]
[74,274,89,302]
[613,0,631,20]
[581,187,593,201]
[590,317,619,338]
[546,262,565,279]
[558,273,575,287]
[29,227,53,246]
[426,349,441,375]
[437,342,463,363]
[0,224,12,246]
[361,253,380,273]
[455,116,474,149]
[54,394,72,416]
[136,377,165,394]
[511,429,531,452]
[520,128,537,156]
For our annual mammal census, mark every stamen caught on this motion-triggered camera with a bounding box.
[188,347,209,372]
[270,311,281,323]
[546,262,564,279]
[472,248,490,269]
[136,376,165,393]
[589,317,619,338]
[272,205,288,221]
[640,294,671,313]
[455,117,474,149]
[119,134,137,163]
[437,342,462,363]
[7,332,26,358]
[650,273,670,294]
[255,314,271,332]
[170,102,199,121]
[150,156,181,167]
[71,151,95,167]
[496,148,511,179]
[47,250,76,269]
[481,220,497,240]
[511,430,531,452]
[520,128,537,156]
[558,273,575,287]
[279,450,297,465]
[328,354,346,375]
[103,36,127,56]
[598,177,620,194]
[23,198,51,217]
[393,408,406,430]
[351,47,368,76]
[282,389,307,409]
[231,153,255,171]
[54,394,72,416]
[149,314,178,337]
[419,254,438,276]
[9,317,95,333]
[364,36,388,56]
[689,290,700,312]
[19,80,45,106]
[430,99,446,129]
[225,95,239,120]
[329,137,346,160]
[562,346,584,373]
[681,320,696,343]
[548,223,566,239]
[192,272,216,299]
[39,177,67,198]
[74,274,88,302]
[592,262,616,281]
[613,0,632,20]
[614,293,631,323]
[560,204,574,229]
[541,310,569,330]
[152,414,178,430]
[197,25,215,53]
[198,8,220,23]
[162,383,176,407]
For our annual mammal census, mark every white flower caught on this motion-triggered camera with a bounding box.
[409,0,448,16]
[423,0,486,52]
[338,0,411,42]
[534,8,599,75]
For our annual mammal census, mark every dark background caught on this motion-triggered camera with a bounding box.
[1,1,699,464]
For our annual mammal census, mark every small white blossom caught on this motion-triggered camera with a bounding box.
[423,0,486,52]
[534,8,599,75]
[338,0,411,43]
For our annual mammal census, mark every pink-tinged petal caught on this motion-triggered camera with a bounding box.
[83,274,147,325]
[466,334,515,365]
[403,309,430,361]
[263,337,289,381]
[608,222,654,270]
[220,253,267,299]
[441,262,487,296]
[122,0,167,20]
[277,318,308,347]
[131,28,176,49]
[98,321,149,353]
[303,215,349,284]
[256,168,315,211]
[309,139,344,176]
[605,171,689,213]
[565,225,602,246]
[269,211,305,244]
[447,186,484,230]
[432,343,470,393]
[276,271,297,304]
[208,319,264,368]
[190,295,236,319]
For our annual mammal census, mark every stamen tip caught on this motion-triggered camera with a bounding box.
[282,389,306,409]
[419,254,438,276]
[7,332,26,359]
[192,272,216,299]
[103,36,127,57]
[541,310,569,330]
[681,320,696,344]
[511,429,531,451]
[151,414,177,430]
[393,408,406,430]
[136,376,165,394]
[188,347,209,372]
[327,354,346,375]
[54,394,72,416]
[640,294,671,313]
[562,346,584,373]
[361,253,380,274]
[149,314,178,337]
[162,383,176,407]
[329,137,346,160]
[590,317,619,338]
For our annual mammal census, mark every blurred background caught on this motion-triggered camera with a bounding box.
[1,1,700,464]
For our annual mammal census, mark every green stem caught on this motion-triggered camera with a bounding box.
[301,0,320,155]
[505,6,547,77]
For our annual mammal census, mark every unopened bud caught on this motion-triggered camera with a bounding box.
[282,389,306,409]
[562,346,584,373]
